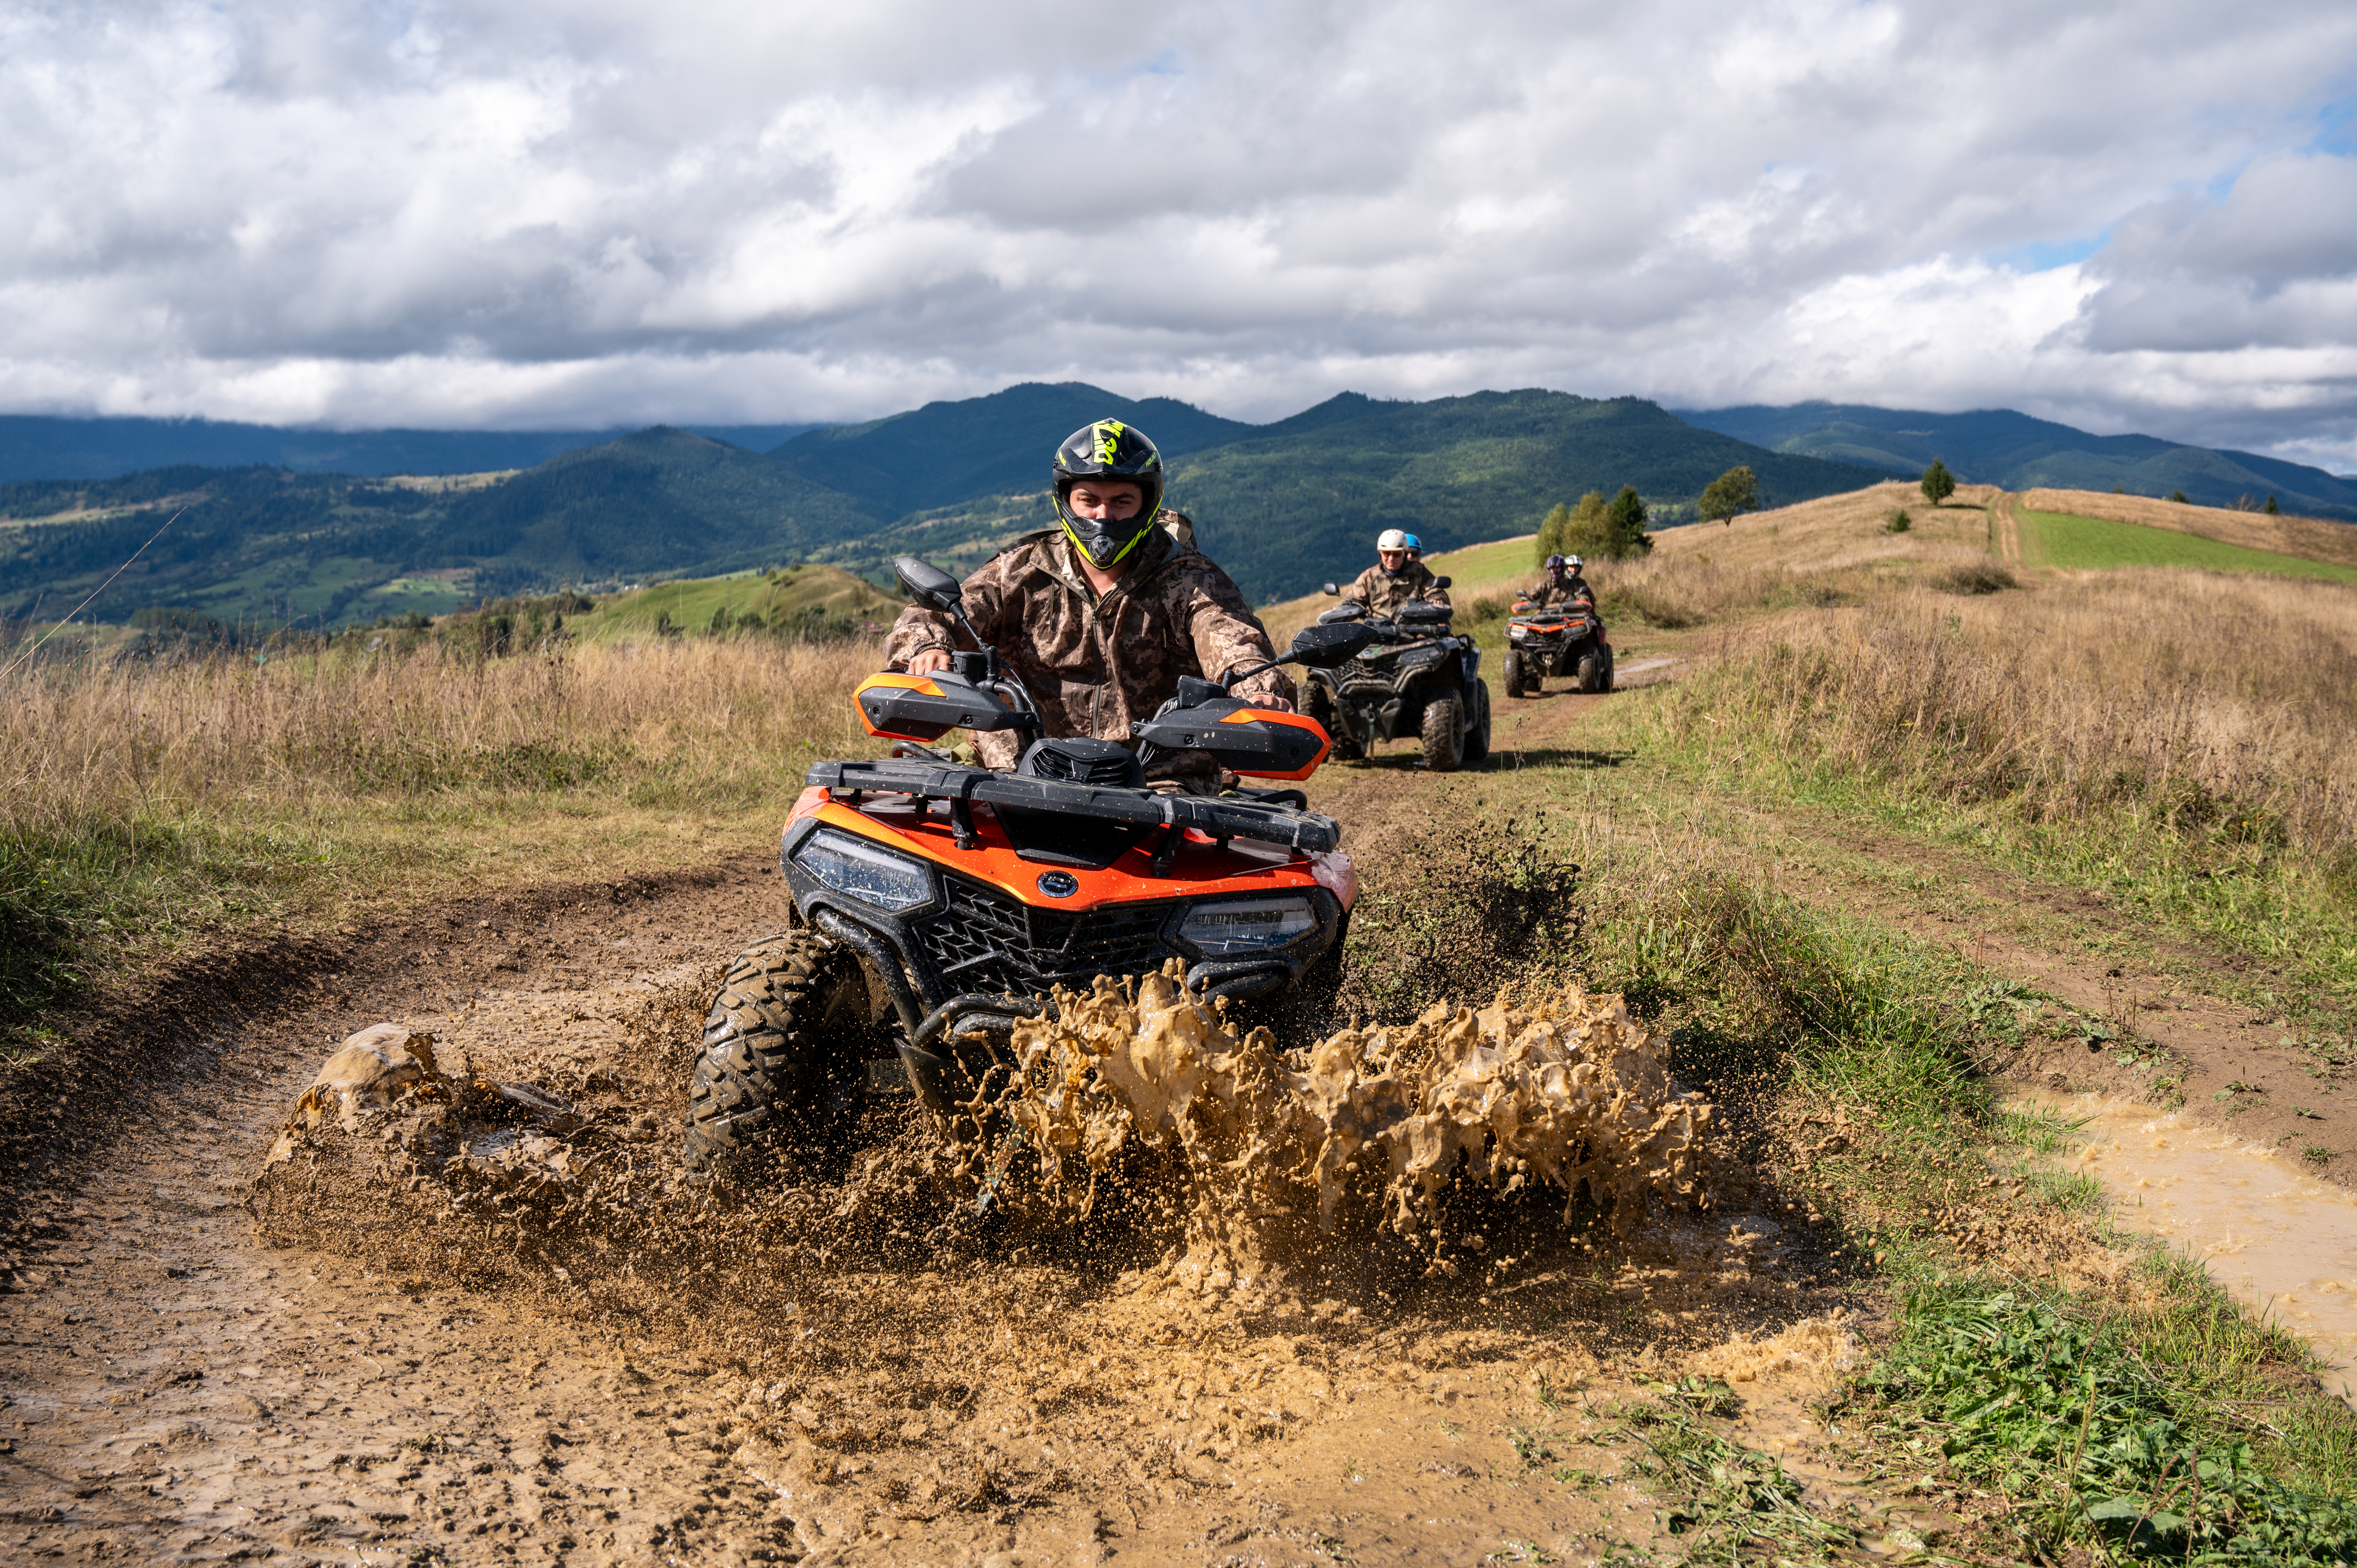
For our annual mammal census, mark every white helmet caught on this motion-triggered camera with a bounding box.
[1377,528,1413,552]
[1566,554,1585,571]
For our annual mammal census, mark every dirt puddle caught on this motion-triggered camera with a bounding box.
[4,811,1895,1566]
[2015,1089,2357,1400]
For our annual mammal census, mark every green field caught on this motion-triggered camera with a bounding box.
[2021,509,2357,582]
[1416,534,1542,592]
[570,563,899,643]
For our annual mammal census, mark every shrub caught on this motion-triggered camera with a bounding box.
[1885,509,1913,534]
[1939,560,2016,595]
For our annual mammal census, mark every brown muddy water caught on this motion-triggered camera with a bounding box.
[2018,1090,2357,1401]
[2,923,1890,1566]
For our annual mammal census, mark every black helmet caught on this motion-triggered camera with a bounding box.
[1053,419,1165,570]
[1544,553,1568,573]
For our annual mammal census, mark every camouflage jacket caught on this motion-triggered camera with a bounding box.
[1521,575,1591,609]
[883,517,1294,782]
[1339,559,1451,617]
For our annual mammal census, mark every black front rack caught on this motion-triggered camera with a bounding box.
[804,758,1342,855]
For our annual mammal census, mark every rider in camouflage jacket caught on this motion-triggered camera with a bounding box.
[1338,529,1452,617]
[1523,554,1591,608]
[885,422,1292,791]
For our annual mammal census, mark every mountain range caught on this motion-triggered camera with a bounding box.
[0,415,821,482]
[8,386,2351,632]
[0,385,1875,625]
[1676,403,2357,520]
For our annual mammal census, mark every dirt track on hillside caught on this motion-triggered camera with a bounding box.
[2,679,1895,1566]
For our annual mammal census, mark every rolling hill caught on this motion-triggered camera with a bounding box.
[1676,403,2357,521]
[0,383,1880,627]
[0,413,821,483]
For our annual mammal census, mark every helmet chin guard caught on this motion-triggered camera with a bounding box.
[1053,419,1165,570]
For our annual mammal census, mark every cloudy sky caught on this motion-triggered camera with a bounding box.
[4,0,2355,466]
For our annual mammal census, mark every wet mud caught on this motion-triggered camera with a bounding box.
[4,700,1879,1564]
[2018,1089,2357,1402]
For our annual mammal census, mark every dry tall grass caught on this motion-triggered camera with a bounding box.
[1,637,883,1003]
[1595,482,2016,628]
[4,637,880,836]
[1650,570,2357,866]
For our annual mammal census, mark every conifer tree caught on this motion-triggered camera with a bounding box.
[1920,458,1957,506]
[1604,486,1653,556]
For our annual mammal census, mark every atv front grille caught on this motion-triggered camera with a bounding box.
[910,874,1184,997]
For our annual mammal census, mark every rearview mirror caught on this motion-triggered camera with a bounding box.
[1288,622,1377,666]
[1433,575,1452,590]
[1321,582,1339,596]
[893,556,963,612]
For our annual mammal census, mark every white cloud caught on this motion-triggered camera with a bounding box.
[0,0,2353,467]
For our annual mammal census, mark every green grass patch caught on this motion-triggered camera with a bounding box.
[576,563,899,643]
[1844,1279,2357,1563]
[2020,510,2357,583]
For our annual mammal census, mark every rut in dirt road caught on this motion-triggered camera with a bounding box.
[1,683,1861,1567]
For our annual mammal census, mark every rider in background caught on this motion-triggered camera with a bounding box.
[1338,528,1452,617]
[1524,553,1591,608]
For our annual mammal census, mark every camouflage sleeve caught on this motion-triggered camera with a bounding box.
[1337,565,1378,607]
[882,604,956,669]
[1171,560,1297,712]
[881,552,1018,669]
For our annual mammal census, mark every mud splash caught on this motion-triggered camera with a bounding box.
[2018,1089,2357,1400]
[957,964,1721,1301]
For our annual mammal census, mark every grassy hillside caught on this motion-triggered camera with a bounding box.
[1680,402,2357,520]
[2020,487,2357,569]
[569,563,901,643]
[2021,509,2357,582]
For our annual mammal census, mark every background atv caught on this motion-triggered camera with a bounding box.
[1504,593,1613,696]
[1299,579,1492,772]
[682,556,1375,1178]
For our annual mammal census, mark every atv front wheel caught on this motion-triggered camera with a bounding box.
[1463,680,1492,764]
[682,929,883,1176]
[1305,683,1362,761]
[1576,652,1604,693]
[1421,693,1463,772]
[1503,649,1526,699]
[1601,649,1616,692]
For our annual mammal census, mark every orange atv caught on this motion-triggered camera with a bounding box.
[682,556,1376,1176]
[1502,591,1613,696]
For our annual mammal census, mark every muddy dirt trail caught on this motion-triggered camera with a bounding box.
[2,685,1887,1567]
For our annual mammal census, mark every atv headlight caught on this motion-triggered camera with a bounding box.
[1397,646,1443,667]
[1178,895,1318,955]
[792,828,933,911]
[1508,625,1530,640]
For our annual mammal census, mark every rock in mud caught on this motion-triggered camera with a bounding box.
[257,1021,600,1213]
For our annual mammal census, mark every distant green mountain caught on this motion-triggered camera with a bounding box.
[0,383,1880,628]
[0,412,820,482]
[1160,391,1871,593]
[771,381,1254,516]
[1676,403,2357,521]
